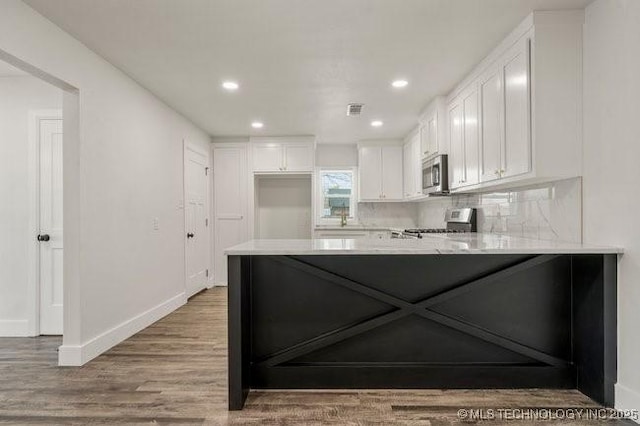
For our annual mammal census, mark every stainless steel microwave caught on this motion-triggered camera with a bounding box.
[422,154,449,195]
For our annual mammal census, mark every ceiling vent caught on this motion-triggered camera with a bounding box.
[346,103,364,116]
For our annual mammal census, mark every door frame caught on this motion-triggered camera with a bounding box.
[27,109,63,336]
[183,140,213,296]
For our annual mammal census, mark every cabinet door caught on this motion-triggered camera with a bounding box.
[253,144,283,171]
[315,231,368,239]
[381,146,403,200]
[420,113,438,159]
[370,231,390,240]
[448,101,464,189]
[403,142,414,198]
[427,113,438,156]
[411,135,423,196]
[284,143,313,172]
[213,145,248,284]
[480,67,503,183]
[462,85,480,186]
[503,37,531,178]
[359,146,382,200]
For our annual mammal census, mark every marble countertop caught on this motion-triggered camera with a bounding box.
[314,225,400,232]
[225,234,623,255]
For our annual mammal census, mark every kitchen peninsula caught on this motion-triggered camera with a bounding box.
[226,235,622,410]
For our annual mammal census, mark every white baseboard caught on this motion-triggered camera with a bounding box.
[0,319,29,337]
[213,281,228,287]
[58,292,187,366]
[616,383,640,424]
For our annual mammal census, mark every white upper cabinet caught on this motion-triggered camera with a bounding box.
[253,144,283,171]
[479,65,503,183]
[283,143,314,172]
[446,11,583,192]
[403,141,414,198]
[381,146,403,200]
[402,131,423,199]
[448,84,479,189]
[479,37,531,184]
[462,85,480,187]
[419,97,446,160]
[252,137,314,173]
[358,143,403,201]
[448,101,464,190]
[359,146,382,200]
[411,134,422,197]
[502,37,531,179]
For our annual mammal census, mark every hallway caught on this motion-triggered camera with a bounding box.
[0,288,629,425]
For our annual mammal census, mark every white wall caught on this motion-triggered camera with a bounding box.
[0,0,210,364]
[0,75,61,336]
[316,144,358,167]
[256,176,312,239]
[583,0,640,415]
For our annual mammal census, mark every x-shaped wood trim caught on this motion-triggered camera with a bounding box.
[255,254,567,368]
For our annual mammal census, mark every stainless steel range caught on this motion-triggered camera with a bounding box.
[400,208,477,239]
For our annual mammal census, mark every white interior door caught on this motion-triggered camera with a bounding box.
[39,118,63,335]
[213,145,248,285]
[184,144,210,298]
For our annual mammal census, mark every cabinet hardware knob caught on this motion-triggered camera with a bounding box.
[37,234,50,242]
[187,233,194,239]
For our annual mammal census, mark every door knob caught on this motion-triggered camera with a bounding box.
[187,233,194,238]
[37,234,50,242]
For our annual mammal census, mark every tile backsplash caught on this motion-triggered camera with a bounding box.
[357,202,419,229]
[417,178,582,243]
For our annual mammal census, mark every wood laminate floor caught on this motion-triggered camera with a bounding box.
[0,288,635,425]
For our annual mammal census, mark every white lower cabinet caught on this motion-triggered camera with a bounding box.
[369,231,391,240]
[314,230,391,239]
[358,144,403,201]
[314,230,369,239]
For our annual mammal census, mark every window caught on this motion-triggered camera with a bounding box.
[316,168,357,224]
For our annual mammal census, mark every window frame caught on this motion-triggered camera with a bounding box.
[315,167,358,225]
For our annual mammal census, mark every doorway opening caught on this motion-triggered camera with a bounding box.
[254,175,312,239]
[0,59,64,338]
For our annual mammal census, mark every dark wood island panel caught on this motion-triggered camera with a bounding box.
[228,254,617,410]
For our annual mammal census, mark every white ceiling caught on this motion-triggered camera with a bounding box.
[0,60,27,77]
[24,0,591,143]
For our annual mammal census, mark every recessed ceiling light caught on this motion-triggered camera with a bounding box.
[222,81,239,91]
[251,121,264,129]
[391,79,409,88]
[371,120,383,127]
